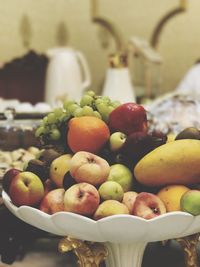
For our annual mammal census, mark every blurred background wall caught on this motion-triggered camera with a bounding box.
[0,0,199,97]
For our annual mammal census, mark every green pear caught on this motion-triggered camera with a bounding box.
[93,200,129,220]
[107,164,133,192]
[98,181,124,201]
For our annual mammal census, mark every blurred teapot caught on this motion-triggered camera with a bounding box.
[44,47,91,107]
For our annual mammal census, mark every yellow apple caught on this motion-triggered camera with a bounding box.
[9,171,44,207]
[49,154,72,188]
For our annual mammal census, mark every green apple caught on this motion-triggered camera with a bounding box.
[98,181,124,201]
[109,132,127,152]
[107,164,133,192]
[180,190,200,215]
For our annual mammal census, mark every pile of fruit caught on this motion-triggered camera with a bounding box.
[2,91,200,220]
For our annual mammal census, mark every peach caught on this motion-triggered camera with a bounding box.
[67,116,110,153]
[122,191,138,214]
[69,151,110,186]
[64,183,100,216]
[40,188,65,214]
[9,171,44,207]
[93,200,129,220]
[133,192,166,220]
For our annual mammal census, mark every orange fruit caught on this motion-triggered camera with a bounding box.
[67,116,110,153]
[157,185,190,212]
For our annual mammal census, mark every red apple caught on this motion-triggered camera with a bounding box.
[9,171,44,207]
[69,151,110,186]
[40,188,65,214]
[64,183,100,215]
[108,103,148,135]
[133,192,166,220]
[2,168,21,193]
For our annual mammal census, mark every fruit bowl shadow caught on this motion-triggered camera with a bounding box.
[3,190,200,267]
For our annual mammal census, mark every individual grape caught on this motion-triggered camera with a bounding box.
[59,112,71,122]
[63,100,75,110]
[35,126,46,137]
[73,107,83,117]
[85,90,96,97]
[42,116,48,125]
[43,126,51,134]
[93,110,102,119]
[53,108,64,118]
[67,103,79,114]
[49,128,61,140]
[96,102,110,116]
[82,105,94,116]
[111,100,121,108]
[96,103,111,122]
[47,113,57,124]
[80,95,94,107]
[101,96,111,104]
[95,98,103,106]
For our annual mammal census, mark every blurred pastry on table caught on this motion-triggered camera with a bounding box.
[146,92,200,135]
[145,60,200,134]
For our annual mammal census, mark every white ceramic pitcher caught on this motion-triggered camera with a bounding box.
[44,47,91,107]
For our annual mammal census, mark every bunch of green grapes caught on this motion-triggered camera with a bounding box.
[78,90,121,122]
[35,90,121,143]
[35,107,71,142]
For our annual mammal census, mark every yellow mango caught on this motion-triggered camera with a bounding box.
[134,139,200,186]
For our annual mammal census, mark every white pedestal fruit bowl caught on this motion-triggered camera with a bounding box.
[3,190,200,267]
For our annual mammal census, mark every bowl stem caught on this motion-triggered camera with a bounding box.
[104,242,148,267]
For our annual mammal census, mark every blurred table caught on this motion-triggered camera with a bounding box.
[0,238,196,267]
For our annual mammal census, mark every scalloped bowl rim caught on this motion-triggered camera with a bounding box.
[3,190,200,243]
[2,190,194,222]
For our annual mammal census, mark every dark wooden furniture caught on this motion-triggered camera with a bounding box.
[0,50,48,104]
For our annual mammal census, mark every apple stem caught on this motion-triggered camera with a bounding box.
[87,158,96,164]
